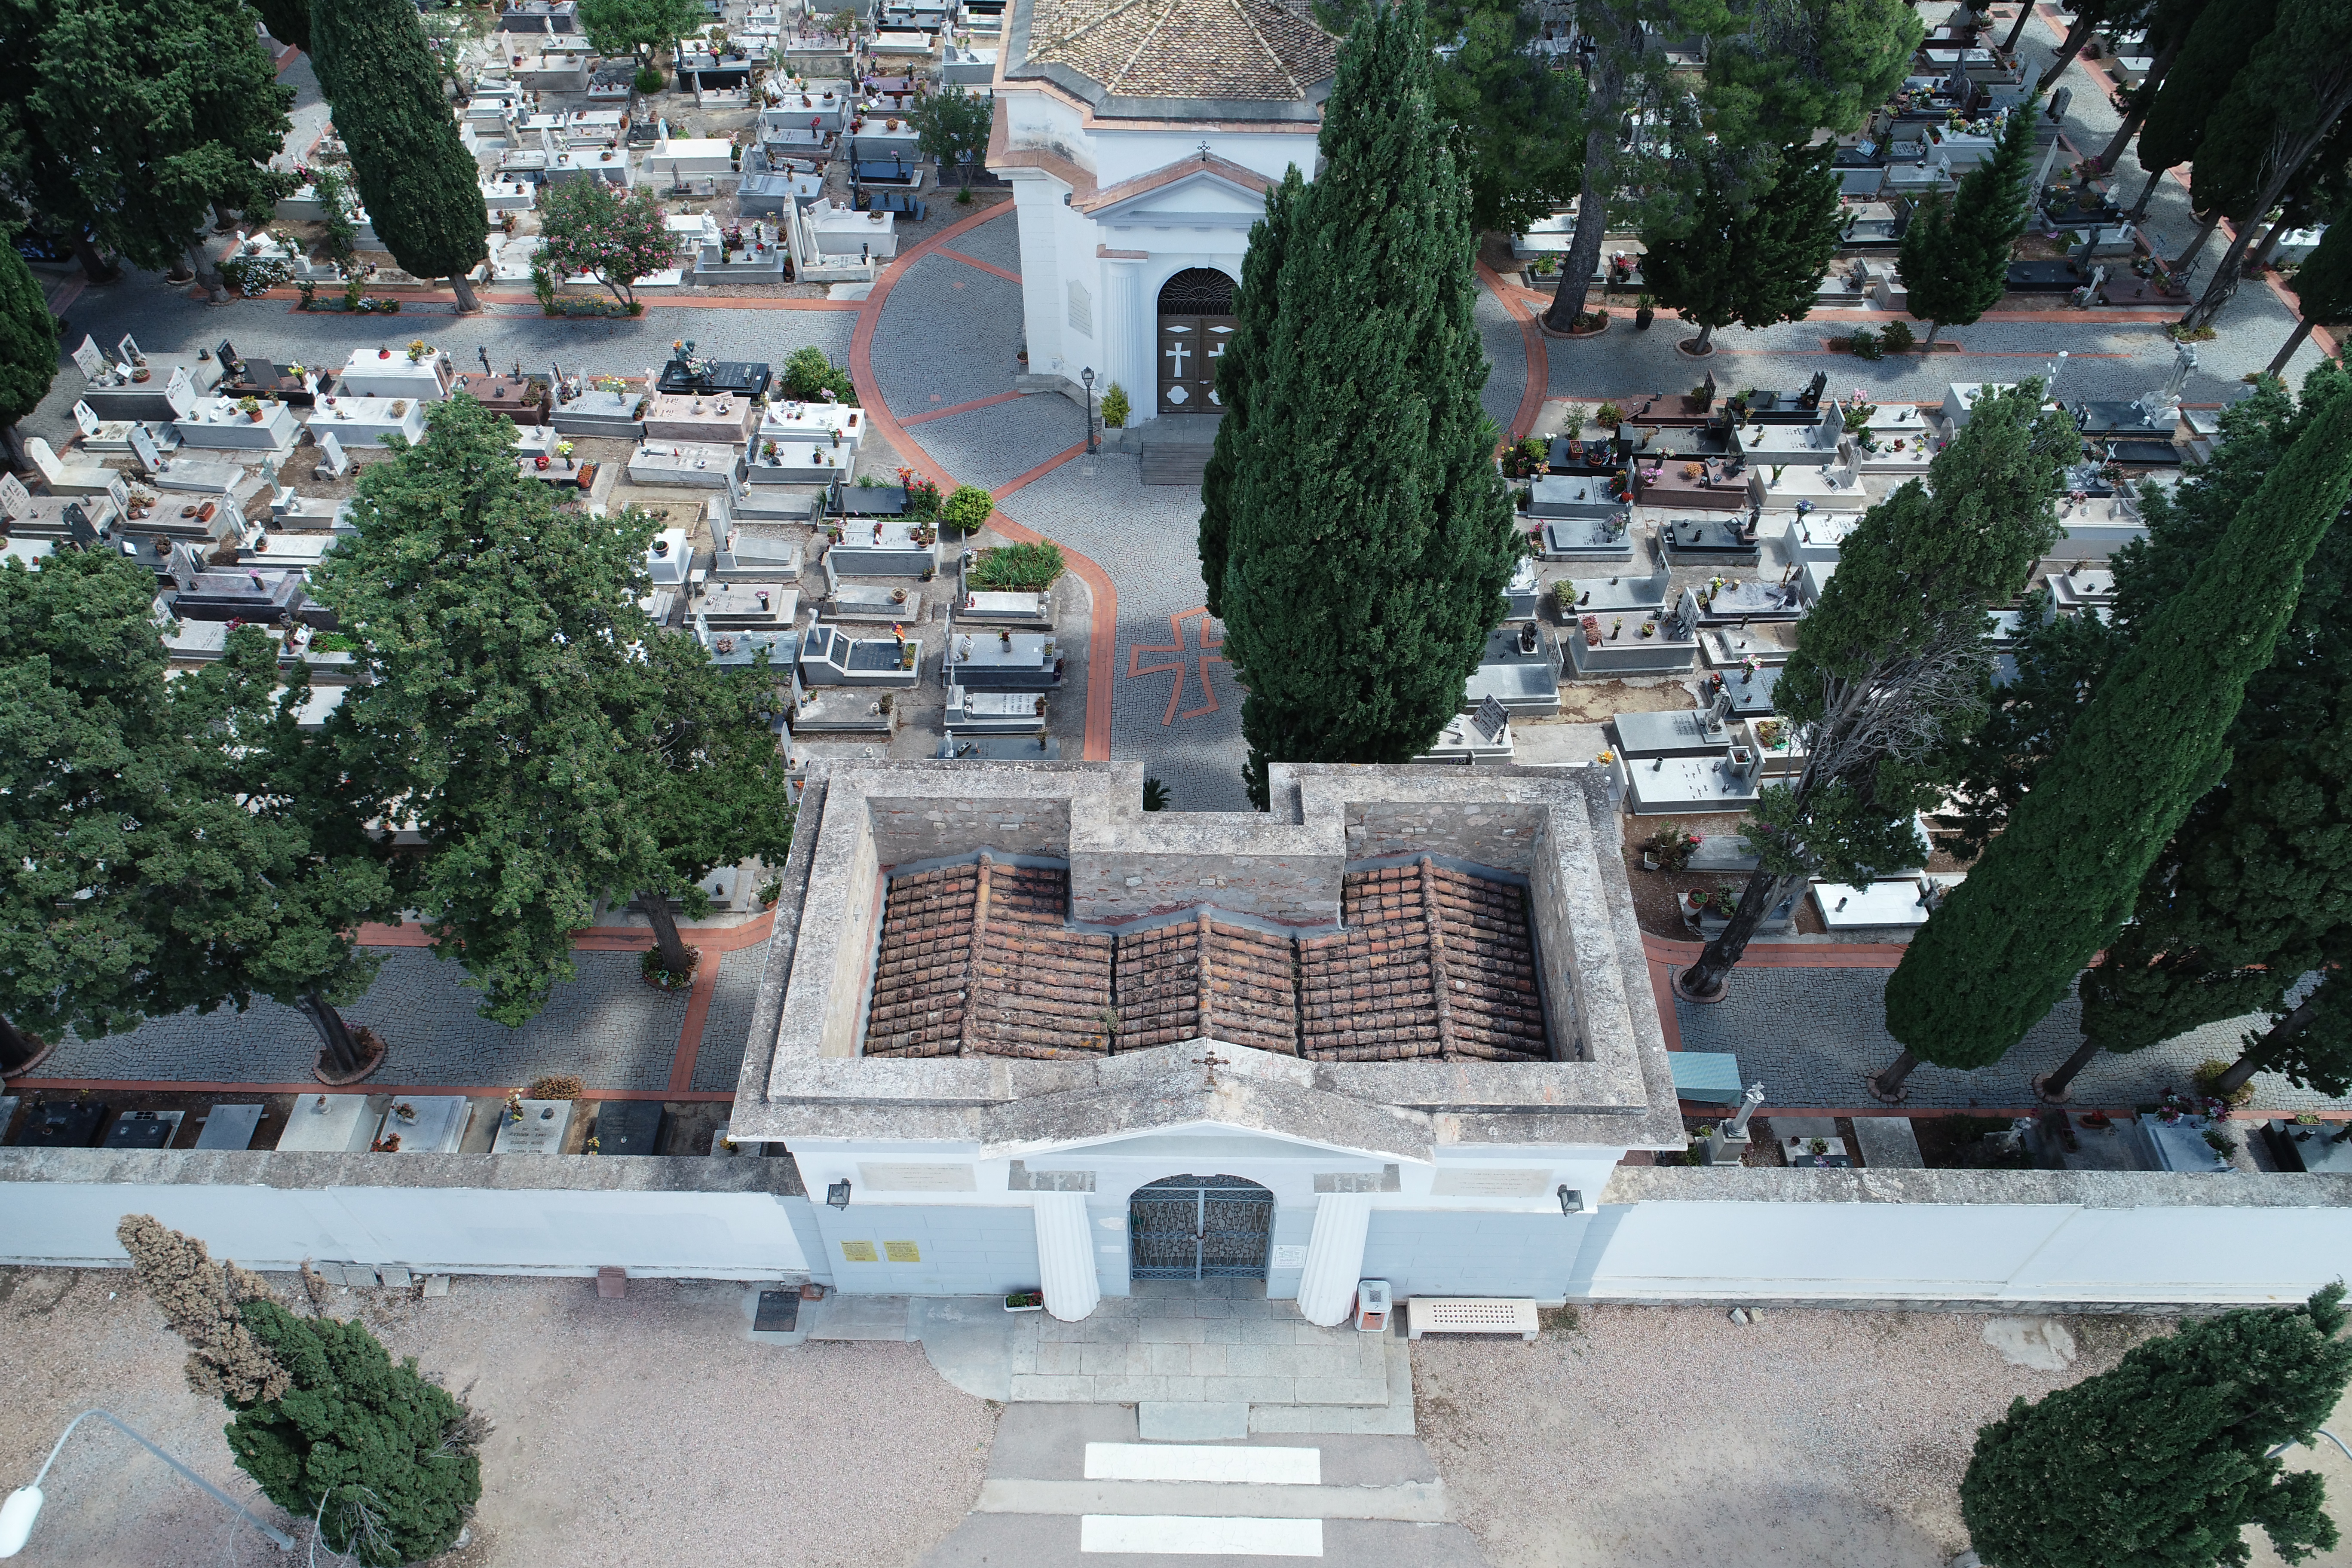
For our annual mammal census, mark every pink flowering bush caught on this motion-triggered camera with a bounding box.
[536,181,679,308]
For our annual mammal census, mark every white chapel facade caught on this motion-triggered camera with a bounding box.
[986,0,1337,423]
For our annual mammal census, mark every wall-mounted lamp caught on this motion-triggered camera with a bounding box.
[827,1179,852,1210]
[1557,1185,1583,1215]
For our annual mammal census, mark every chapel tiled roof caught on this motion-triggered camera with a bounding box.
[1025,0,1337,102]
[861,855,1547,1062]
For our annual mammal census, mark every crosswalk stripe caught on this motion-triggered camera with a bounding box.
[1079,1516,1324,1557]
[1084,1443,1320,1485]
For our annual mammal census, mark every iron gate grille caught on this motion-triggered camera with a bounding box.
[1128,1175,1274,1280]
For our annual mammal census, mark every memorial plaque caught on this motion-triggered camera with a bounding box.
[74,401,102,437]
[839,1240,879,1262]
[754,1289,801,1332]
[107,472,130,512]
[882,1240,921,1262]
[101,1109,183,1149]
[14,1102,109,1147]
[164,366,198,420]
[72,335,108,379]
[194,1103,266,1150]
[1270,1245,1309,1269]
[1428,1167,1553,1197]
[491,1098,574,1155]
[116,333,142,365]
[857,1161,976,1191]
[0,1097,17,1142]
[594,1099,665,1155]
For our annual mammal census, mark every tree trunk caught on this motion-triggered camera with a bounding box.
[2128,167,2165,222]
[1921,319,1943,348]
[0,1014,47,1075]
[2267,317,2317,378]
[2034,19,2095,95]
[643,892,694,975]
[2099,30,2187,169]
[294,990,373,1079]
[2034,1034,2106,1100]
[2214,986,2324,1096]
[71,237,119,284]
[1678,869,1808,999]
[1540,33,1627,333]
[1868,1048,1923,1101]
[184,245,227,303]
[2000,0,2037,55]
[2183,97,2352,329]
[448,273,481,313]
[1691,322,1715,353]
[2174,211,2221,275]
[0,421,27,474]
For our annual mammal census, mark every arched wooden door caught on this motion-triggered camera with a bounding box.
[1156,268,1236,415]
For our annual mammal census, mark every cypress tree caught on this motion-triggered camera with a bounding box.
[2126,0,2277,220]
[1638,147,1742,355]
[0,240,57,472]
[1897,101,2035,347]
[1199,168,1301,622]
[2096,0,2213,171]
[1730,138,1841,335]
[1873,392,2352,1098]
[312,0,490,312]
[1960,1287,2352,1568]
[2215,941,2352,1097]
[1207,0,1518,807]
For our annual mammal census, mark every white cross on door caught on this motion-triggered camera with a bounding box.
[1165,339,1190,378]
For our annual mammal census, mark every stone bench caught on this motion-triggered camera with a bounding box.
[1406,1297,1539,1342]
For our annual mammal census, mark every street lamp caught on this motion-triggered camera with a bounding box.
[0,1409,294,1558]
[1081,366,1097,456]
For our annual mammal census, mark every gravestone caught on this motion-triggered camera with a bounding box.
[491,1098,574,1154]
[74,401,102,439]
[62,502,100,551]
[315,431,351,480]
[101,1109,185,1149]
[595,1099,665,1155]
[71,335,108,379]
[194,1103,266,1150]
[128,422,162,473]
[117,333,142,365]
[0,472,31,520]
[14,1102,109,1147]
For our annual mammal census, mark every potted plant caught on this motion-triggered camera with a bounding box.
[1634,292,1656,329]
[130,364,152,383]
[1004,1290,1044,1312]
[1807,1136,1830,1156]
[238,396,263,421]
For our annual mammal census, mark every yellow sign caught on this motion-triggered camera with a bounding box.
[883,1240,922,1262]
[840,1240,879,1262]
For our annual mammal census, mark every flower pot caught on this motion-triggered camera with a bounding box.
[379,349,392,358]
[535,456,550,470]
[131,367,151,383]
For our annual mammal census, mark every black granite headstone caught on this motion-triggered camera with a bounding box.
[15,1102,108,1146]
[595,1099,665,1155]
[754,1289,801,1332]
[101,1111,173,1150]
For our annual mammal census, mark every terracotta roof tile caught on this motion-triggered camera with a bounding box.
[1027,0,1335,102]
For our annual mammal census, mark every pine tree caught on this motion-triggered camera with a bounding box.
[1960,1287,2352,1568]
[1199,168,1300,622]
[2269,209,2352,376]
[1637,147,1742,355]
[7,0,295,291]
[0,239,57,471]
[1208,0,1519,806]
[311,0,490,312]
[118,1216,485,1568]
[1898,101,2036,348]
[1874,391,2352,1097]
[1679,386,2075,999]
[1421,0,1589,234]
[2127,0,2277,219]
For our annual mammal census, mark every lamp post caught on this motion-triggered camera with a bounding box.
[0,1409,295,1558]
[1081,366,1097,456]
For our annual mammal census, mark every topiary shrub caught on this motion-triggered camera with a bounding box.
[940,484,995,535]
[229,1302,484,1566]
[1099,381,1130,429]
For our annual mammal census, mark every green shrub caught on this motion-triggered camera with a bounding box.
[968,541,1064,591]
[1594,401,1622,427]
[634,64,663,92]
[1143,777,1170,811]
[1099,381,1130,429]
[940,483,995,535]
[781,344,858,404]
[1848,327,1883,360]
[1880,319,1916,352]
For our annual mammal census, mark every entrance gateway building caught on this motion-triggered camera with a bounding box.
[729,761,1685,1323]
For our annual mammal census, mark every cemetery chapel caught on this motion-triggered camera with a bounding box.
[987,0,1337,422]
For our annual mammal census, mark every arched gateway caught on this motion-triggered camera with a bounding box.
[1156,268,1236,415]
[1129,1173,1274,1280]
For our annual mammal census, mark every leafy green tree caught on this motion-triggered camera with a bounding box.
[1640,136,1839,352]
[1425,0,1588,234]
[1678,386,2076,998]
[119,1215,484,1568]
[578,0,705,71]
[627,631,796,977]
[535,179,676,309]
[1874,390,2352,1098]
[1200,167,1299,621]
[0,548,178,1075]
[1960,1286,2352,1568]
[1706,0,1920,154]
[916,86,992,193]
[2126,0,2277,218]
[310,0,490,312]
[1205,0,1518,807]
[1897,101,2036,347]
[2269,192,2352,376]
[0,238,58,472]
[1637,144,1742,354]
[143,630,404,1081]
[2096,0,2212,170]
[4,0,295,291]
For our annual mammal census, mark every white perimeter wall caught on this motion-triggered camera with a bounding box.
[1578,1198,2352,1307]
[1,1181,810,1281]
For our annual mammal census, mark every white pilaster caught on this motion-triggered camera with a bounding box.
[1033,1191,1102,1322]
[1099,258,1148,425]
[1294,1194,1372,1328]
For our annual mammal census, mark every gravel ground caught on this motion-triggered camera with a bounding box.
[0,1268,998,1567]
[1414,1305,2352,1568]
